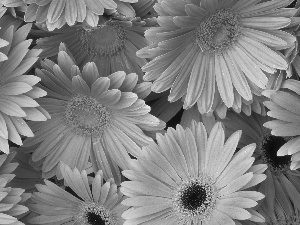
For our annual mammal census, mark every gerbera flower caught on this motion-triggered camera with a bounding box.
[24,0,138,30]
[138,0,295,114]
[0,152,31,224]
[121,121,267,224]
[0,15,49,154]
[35,16,148,80]
[263,79,300,170]
[23,44,164,183]
[221,110,300,219]
[28,162,128,225]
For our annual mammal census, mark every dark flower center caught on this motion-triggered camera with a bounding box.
[196,9,240,54]
[86,211,107,225]
[75,202,116,225]
[173,176,216,223]
[262,135,291,171]
[77,22,126,58]
[180,183,208,211]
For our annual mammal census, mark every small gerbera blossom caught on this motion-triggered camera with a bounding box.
[121,121,266,224]
[138,0,295,114]
[0,152,31,224]
[36,16,148,80]
[0,15,49,154]
[221,110,300,218]
[24,0,138,30]
[28,162,128,225]
[23,44,164,183]
[263,79,300,170]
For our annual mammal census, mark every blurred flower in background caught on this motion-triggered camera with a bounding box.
[36,16,149,81]
[23,0,138,30]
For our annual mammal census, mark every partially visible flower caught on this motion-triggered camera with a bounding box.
[0,15,49,154]
[121,121,266,224]
[23,44,164,183]
[221,110,300,219]
[24,0,138,30]
[263,79,300,170]
[36,16,148,80]
[138,0,295,115]
[28,162,128,225]
[8,148,43,193]
[239,201,300,225]
[0,0,27,18]
[0,152,31,224]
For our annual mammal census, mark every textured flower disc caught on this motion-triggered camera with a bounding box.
[121,121,267,225]
[138,0,295,114]
[77,22,126,58]
[75,202,118,225]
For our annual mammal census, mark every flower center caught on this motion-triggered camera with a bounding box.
[77,22,126,58]
[195,9,240,54]
[64,95,111,137]
[75,202,117,225]
[173,175,216,223]
[261,135,291,172]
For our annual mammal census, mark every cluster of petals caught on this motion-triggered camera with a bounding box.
[0,15,49,154]
[24,0,138,30]
[28,162,128,225]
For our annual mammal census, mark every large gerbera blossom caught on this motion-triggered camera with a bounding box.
[263,79,300,170]
[0,15,49,154]
[121,121,267,224]
[138,0,295,114]
[0,152,31,224]
[24,0,138,30]
[35,16,148,80]
[221,110,300,219]
[23,44,164,183]
[28,162,128,225]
